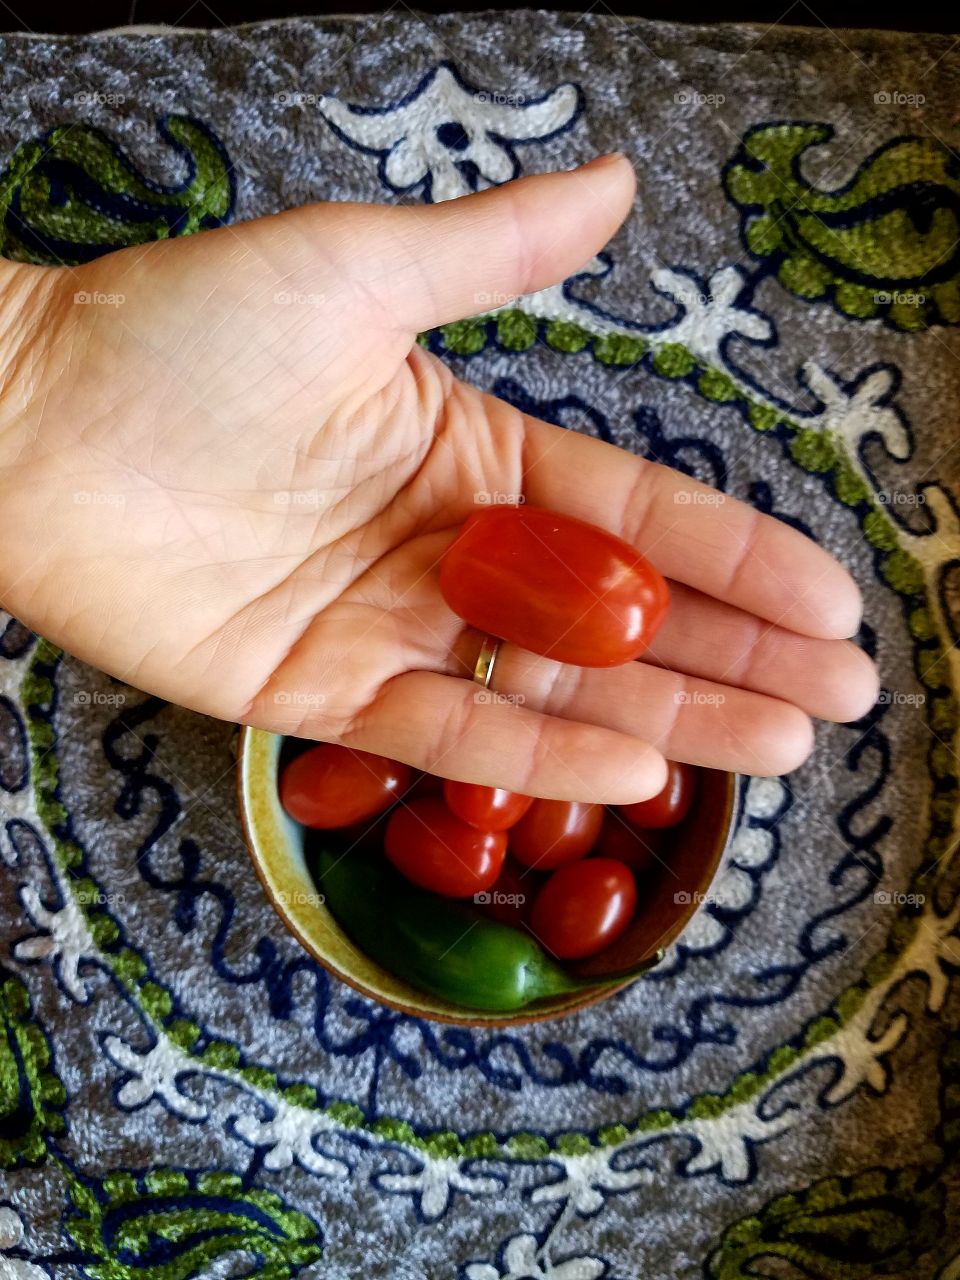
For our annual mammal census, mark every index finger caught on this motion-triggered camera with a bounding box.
[519,413,862,640]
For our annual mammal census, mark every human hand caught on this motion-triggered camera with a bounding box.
[0,154,877,801]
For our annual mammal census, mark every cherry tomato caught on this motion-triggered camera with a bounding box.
[473,858,534,927]
[509,799,604,870]
[594,811,661,876]
[443,781,534,831]
[439,505,670,667]
[403,771,444,803]
[384,798,507,898]
[531,858,637,959]
[280,744,411,828]
[328,810,392,855]
[618,761,697,830]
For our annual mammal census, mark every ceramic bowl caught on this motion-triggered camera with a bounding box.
[237,727,739,1026]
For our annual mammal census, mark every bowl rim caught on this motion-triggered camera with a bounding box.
[236,726,739,1027]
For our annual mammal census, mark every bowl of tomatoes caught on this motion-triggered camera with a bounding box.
[237,729,739,1026]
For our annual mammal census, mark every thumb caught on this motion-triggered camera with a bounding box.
[362,153,636,333]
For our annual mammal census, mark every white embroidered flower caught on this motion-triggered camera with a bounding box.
[12,883,99,1002]
[103,1034,207,1120]
[651,265,772,362]
[466,1233,605,1280]
[826,894,960,1103]
[802,362,910,459]
[318,64,580,202]
[531,1150,653,1215]
[376,1156,500,1221]
[0,1207,48,1280]
[683,1099,797,1181]
[233,1099,348,1178]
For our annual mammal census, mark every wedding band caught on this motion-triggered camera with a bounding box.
[472,635,501,689]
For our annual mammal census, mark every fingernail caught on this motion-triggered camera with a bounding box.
[579,151,628,170]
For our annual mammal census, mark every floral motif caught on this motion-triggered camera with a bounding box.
[317,63,582,202]
[802,362,911,459]
[103,1034,207,1119]
[233,1098,350,1179]
[530,1150,654,1215]
[651,266,773,361]
[12,884,99,1003]
[374,1155,503,1221]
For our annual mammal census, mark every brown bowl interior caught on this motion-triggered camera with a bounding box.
[237,727,739,1026]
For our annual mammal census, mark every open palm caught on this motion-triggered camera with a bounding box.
[0,155,876,801]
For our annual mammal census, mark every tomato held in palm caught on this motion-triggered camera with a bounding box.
[280,744,411,828]
[594,811,661,876]
[443,781,534,831]
[618,761,697,830]
[531,858,637,959]
[439,505,670,667]
[509,799,604,870]
[384,798,507,898]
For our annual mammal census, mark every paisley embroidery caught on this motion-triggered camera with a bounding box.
[724,122,960,330]
[706,1166,944,1278]
[0,968,66,1169]
[0,116,234,264]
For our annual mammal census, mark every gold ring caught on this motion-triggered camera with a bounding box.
[472,634,501,689]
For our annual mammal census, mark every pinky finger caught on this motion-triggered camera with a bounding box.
[343,670,668,804]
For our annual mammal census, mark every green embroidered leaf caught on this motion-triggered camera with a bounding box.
[708,1166,943,1279]
[0,968,66,1167]
[545,319,591,352]
[64,1168,323,1279]
[651,342,695,378]
[725,122,960,330]
[439,317,488,355]
[496,309,538,351]
[593,332,645,365]
[0,116,234,265]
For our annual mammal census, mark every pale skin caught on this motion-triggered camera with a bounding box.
[0,154,878,802]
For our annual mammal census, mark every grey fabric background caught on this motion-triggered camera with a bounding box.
[0,11,958,1278]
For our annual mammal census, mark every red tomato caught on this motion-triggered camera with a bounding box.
[473,858,534,927]
[509,799,604,870]
[384,798,506,898]
[402,772,444,803]
[531,858,637,959]
[329,810,391,854]
[280,745,411,828]
[439,505,670,667]
[618,762,697,830]
[595,811,662,876]
[443,782,534,831]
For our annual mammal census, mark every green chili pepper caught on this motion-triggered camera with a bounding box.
[310,846,659,1013]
